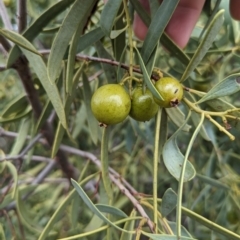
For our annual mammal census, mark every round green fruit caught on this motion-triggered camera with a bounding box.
[91,84,131,125]
[129,87,159,121]
[154,77,183,108]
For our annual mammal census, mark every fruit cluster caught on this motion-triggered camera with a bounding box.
[91,77,183,125]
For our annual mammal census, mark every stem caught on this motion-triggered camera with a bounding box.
[101,127,113,202]
[17,0,27,33]
[101,127,113,240]
[153,109,162,232]
[123,0,134,93]
[176,112,204,238]
[183,97,236,140]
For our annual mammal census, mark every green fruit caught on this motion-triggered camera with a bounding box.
[130,87,159,121]
[91,84,131,125]
[154,77,183,108]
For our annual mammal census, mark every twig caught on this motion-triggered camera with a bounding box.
[59,144,155,233]
[39,50,159,80]
[17,0,27,33]
[0,133,43,162]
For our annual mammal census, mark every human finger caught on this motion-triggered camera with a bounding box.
[229,0,240,20]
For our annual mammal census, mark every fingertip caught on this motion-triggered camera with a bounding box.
[230,0,240,20]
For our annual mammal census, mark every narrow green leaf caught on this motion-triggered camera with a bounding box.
[52,65,84,157]
[112,5,126,61]
[110,27,128,39]
[120,210,136,240]
[71,179,131,233]
[72,103,87,139]
[95,41,117,83]
[5,162,18,198]
[180,10,224,82]
[165,107,191,132]
[7,0,75,67]
[82,71,99,145]
[168,221,193,237]
[51,123,65,158]
[48,0,97,82]
[39,172,98,240]
[141,0,179,64]
[1,93,29,118]
[135,47,163,100]
[16,191,41,234]
[163,137,196,182]
[161,188,177,217]
[77,27,105,53]
[142,232,196,240]
[0,105,32,123]
[96,204,128,218]
[182,207,240,240]
[0,224,5,240]
[191,111,211,141]
[129,0,200,74]
[197,74,240,103]
[0,28,41,56]
[10,118,30,155]
[35,100,52,132]
[20,45,67,128]
[149,0,160,17]
[100,0,122,36]
[66,9,89,93]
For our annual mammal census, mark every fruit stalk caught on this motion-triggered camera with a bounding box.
[153,108,162,232]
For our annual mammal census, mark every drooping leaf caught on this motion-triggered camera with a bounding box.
[66,13,87,93]
[141,0,179,64]
[96,204,128,218]
[110,27,128,39]
[19,45,67,128]
[5,162,18,198]
[161,188,177,217]
[71,179,130,233]
[165,107,191,132]
[95,41,117,83]
[47,0,97,82]
[162,137,196,182]
[120,210,136,240]
[1,93,29,118]
[180,10,224,82]
[0,105,32,123]
[7,0,75,67]
[191,111,211,141]
[197,74,240,103]
[51,65,84,157]
[0,28,41,56]
[135,47,163,101]
[10,118,30,155]
[77,27,105,53]
[100,0,122,36]
[112,5,126,61]
[35,100,52,132]
[72,103,87,139]
[16,191,41,234]
[0,224,6,240]
[82,71,99,145]
[168,221,194,238]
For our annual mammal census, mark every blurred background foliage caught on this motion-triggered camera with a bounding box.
[0,0,240,240]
